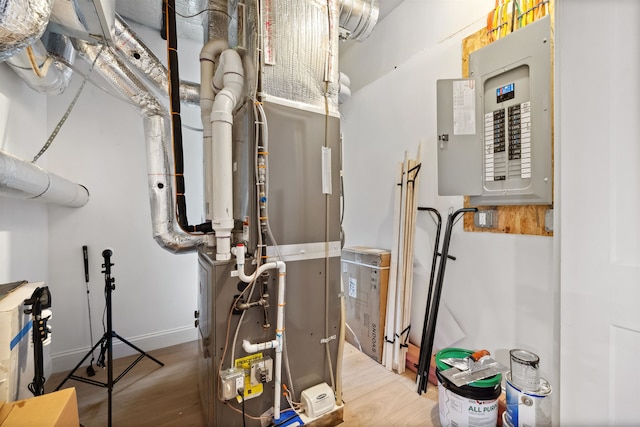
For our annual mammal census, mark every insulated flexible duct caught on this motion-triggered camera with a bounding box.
[0,150,89,207]
[338,0,379,41]
[5,33,74,95]
[338,71,351,104]
[75,40,205,252]
[113,15,200,106]
[0,0,53,62]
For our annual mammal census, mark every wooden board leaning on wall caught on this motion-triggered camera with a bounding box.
[461,2,554,237]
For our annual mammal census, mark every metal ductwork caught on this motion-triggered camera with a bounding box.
[5,33,75,95]
[0,0,53,61]
[48,0,115,44]
[0,150,89,207]
[338,0,379,42]
[116,0,207,41]
[75,40,206,253]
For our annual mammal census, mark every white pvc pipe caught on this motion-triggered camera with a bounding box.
[0,150,89,207]
[209,49,244,261]
[232,244,286,421]
[200,39,229,232]
[242,339,279,353]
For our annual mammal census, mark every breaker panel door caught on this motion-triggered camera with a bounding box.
[436,78,482,197]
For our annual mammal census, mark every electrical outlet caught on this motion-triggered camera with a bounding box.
[474,210,498,228]
[220,368,244,401]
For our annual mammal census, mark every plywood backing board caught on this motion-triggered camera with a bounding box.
[461,3,554,237]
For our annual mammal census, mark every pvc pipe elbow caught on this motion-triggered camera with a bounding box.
[242,339,279,354]
[200,39,230,62]
[213,49,244,97]
[276,261,286,273]
[211,90,237,119]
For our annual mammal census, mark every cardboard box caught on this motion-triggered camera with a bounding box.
[0,388,79,426]
[341,247,391,363]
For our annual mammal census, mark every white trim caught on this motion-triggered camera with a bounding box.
[261,94,340,118]
[340,259,390,270]
[266,241,341,263]
[51,325,198,373]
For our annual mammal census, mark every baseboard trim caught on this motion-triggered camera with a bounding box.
[51,325,198,373]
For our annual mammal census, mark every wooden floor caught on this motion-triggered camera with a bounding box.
[45,341,440,427]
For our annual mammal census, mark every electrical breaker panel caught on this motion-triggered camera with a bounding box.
[437,16,551,206]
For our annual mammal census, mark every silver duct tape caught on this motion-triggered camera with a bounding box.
[227,0,258,99]
[76,40,205,252]
[259,0,340,115]
[113,16,200,106]
[0,0,53,62]
[206,0,231,41]
[5,33,74,95]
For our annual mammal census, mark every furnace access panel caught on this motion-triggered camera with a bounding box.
[437,16,551,206]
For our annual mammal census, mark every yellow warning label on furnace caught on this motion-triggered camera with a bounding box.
[234,353,263,401]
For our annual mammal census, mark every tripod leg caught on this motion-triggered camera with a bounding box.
[56,335,108,391]
[112,333,164,367]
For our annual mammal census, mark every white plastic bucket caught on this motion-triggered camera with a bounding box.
[435,348,502,427]
[437,383,500,426]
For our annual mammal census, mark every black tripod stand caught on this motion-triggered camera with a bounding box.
[56,249,164,427]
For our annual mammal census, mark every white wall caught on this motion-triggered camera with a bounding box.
[46,22,204,371]
[557,0,640,424]
[339,0,556,387]
[0,65,49,285]
[1,21,204,372]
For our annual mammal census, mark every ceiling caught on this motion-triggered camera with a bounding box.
[377,0,404,21]
[115,0,404,42]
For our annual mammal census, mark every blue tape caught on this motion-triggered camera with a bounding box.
[10,320,32,351]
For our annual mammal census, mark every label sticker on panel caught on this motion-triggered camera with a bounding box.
[453,80,476,135]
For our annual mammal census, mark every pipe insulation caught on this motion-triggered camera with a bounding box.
[0,0,53,62]
[75,40,205,252]
[113,15,200,106]
[0,150,89,207]
[5,34,74,95]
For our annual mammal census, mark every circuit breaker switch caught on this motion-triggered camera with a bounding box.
[250,356,273,386]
